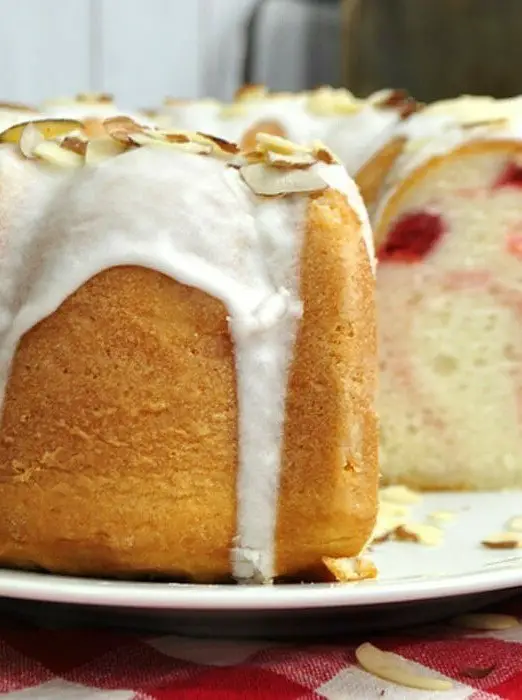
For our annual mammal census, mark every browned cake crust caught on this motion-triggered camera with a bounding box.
[355,136,406,211]
[0,188,378,582]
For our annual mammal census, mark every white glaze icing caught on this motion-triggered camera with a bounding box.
[159,92,404,176]
[163,95,322,149]
[0,143,366,582]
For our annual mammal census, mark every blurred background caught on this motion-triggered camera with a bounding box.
[0,0,340,109]
[1,0,521,109]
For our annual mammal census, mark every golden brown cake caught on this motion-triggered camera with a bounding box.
[0,119,378,583]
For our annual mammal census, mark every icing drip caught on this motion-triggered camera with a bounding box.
[0,143,361,582]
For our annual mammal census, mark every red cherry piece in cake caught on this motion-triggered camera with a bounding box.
[495,162,522,189]
[507,233,522,259]
[378,212,446,263]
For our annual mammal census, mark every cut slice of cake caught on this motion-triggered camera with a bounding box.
[375,135,522,489]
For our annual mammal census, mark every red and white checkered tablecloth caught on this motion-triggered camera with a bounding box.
[2,597,522,699]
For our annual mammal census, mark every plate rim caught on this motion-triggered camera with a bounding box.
[0,563,520,611]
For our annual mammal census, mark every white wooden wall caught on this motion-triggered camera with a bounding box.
[0,0,258,109]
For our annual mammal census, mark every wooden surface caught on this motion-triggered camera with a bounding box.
[343,0,522,101]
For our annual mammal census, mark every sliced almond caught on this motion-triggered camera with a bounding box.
[241,121,287,152]
[378,501,411,519]
[379,485,421,505]
[82,118,108,139]
[19,123,44,158]
[239,162,327,197]
[163,97,188,107]
[371,517,404,544]
[77,92,113,103]
[461,118,509,131]
[395,523,443,546]
[312,141,339,165]
[481,532,522,549]
[307,87,362,116]
[196,133,239,155]
[103,116,145,145]
[355,643,453,691]
[369,88,408,109]
[0,100,37,112]
[507,516,522,532]
[163,133,191,144]
[368,89,419,118]
[127,131,167,147]
[228,150,265,169]
[367,88,397,106]
[451,613,520,631]
[255,132,311,156]
[371,501,412,544]
[322,556,377,582]
[0,118,83,145]
[85,137,127,165]
[266,151,316,169]
[60,135,87,157]
[131,132,212,154]
[220,103,249,118]
[235,84,267,102]
[427,511,456,525]
[32,141,84,168]
[163,140,213,155]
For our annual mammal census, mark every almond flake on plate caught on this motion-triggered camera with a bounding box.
[322,556,377,583]
[355,643,453,691]
[506,516,522,532]
[427,510,456,525]
[394,523,443,546]
[378,501,411,519]
[481,532,522,549]
[379,485,422,505]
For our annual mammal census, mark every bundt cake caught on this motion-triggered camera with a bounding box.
[0,118,378,583]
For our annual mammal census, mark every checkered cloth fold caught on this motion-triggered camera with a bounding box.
[2,597,522,699]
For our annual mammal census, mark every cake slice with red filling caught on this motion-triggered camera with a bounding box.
[375,137,522,489]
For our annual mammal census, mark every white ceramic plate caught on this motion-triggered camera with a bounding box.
[0,492,521,636]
